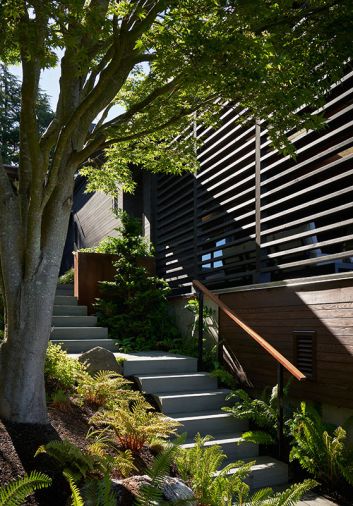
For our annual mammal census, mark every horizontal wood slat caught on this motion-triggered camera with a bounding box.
[155,73,353,293]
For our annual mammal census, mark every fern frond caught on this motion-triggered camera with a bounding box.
[0,471,52,506]
[240,430,275,445]
[269,479,317,506]
[63,470,84,506]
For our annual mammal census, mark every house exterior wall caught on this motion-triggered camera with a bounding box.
[218,276,353,409]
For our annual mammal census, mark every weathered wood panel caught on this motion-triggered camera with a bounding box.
[219,278,353,408]
[75,192,119,248]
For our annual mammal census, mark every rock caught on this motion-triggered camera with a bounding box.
[78,346,122,375]
[111,475,152,506]
[162,477,196,503]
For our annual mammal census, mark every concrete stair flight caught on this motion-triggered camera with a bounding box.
[118,351,288,489]
[51,284,115,353]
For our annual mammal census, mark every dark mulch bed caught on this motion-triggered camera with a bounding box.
[0,400,95,505]
[0,399,156,505]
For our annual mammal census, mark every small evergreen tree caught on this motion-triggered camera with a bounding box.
[95,212,180,351]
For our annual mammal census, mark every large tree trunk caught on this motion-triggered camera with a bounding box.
[0,189,73,424]
[0,279,57,423]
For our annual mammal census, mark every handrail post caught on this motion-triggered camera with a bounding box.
[277,363,284,460]
[198,290,204,371]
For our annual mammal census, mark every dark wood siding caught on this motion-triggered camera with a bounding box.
[219,279,353,408]
[155,72,353,294]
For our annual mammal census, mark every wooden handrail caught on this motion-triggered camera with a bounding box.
[193,280,306,382]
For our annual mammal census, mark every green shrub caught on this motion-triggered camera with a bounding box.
[96,258,181,352]
[289,402,353,491]
[45,342,86,394]
[223,384,292,446]
[58,267,74,285]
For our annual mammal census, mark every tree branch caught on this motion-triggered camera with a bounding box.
[92,75,182,137]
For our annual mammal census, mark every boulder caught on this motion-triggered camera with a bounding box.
[112,475,152,505]
[78,346,122,375]
[162,477,195,503]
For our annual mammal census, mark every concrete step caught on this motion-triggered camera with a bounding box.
[52,315,97,327]
[117,352,198,376]
[51,327,108,340]
[51,339,117,354]
[54,295,77,306]
[182,434,258,461]
[224,456,288,489]
[56,284,74,296]
[53,305,88,316]
[172,410,248,438]
[154,389,231,414]
[135,372,217,394]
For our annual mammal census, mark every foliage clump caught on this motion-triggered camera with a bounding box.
[94,211,181,352]
[58,268,74,285]
[289,402,353,493]
[76,370,139,409]
[45,342,86,395]
[89,398,180,453]
[175,434,315,506]
[223,384,292,446]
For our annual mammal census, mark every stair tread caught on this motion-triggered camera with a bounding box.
[154,389,230,399]
[182,433,250,446]
[135,372,212,380]
[117,352,196,361]
[171,409,232,420]
[223,456,288,474]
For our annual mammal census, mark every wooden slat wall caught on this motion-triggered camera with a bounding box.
[219,279,353,408]
[75,192,119,248]
[155,72,353,294]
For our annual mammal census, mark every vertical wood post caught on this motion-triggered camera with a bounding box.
[198,290,204,371]
[277,363,284,460]
[255,119,262,282]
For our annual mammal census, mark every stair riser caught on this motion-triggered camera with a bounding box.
[157,394,229,414]
[52,316,97,327]
[51,339,117,353]
[138,375,217,394]
[123,358,197,376]
[176,416,248,438]
[183,441,258,461]
[56,286,74,296]
[244,466,288,489]
[54,296,77,306]
[53,306,88,316]
[51,328,108,340]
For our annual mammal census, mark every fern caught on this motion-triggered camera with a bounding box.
[136,436,187,506]
[289,402,353,489]
[240,430,275,446]
[224,384,292,445]
[76,370,138,409]
[35,439,106,481]
[81,474,117,506]
[0,471,52,506]
[63,470,84,506]
[89,397,180,452]
[175,433,254,506]
[265,480,317,506]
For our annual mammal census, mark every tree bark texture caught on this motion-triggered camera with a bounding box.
[0,192,73,424]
